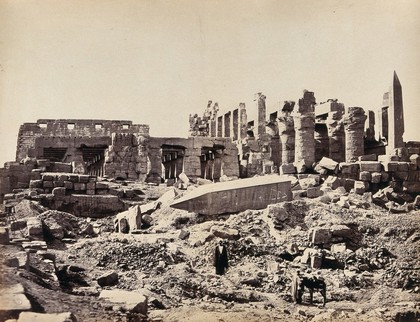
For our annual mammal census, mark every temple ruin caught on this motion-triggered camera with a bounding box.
[0,72,419,207]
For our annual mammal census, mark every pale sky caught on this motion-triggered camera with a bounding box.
[0,0,419,166]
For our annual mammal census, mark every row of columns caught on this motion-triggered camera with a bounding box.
[206,91,367,165]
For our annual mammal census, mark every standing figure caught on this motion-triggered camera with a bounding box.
[214,240,228,275]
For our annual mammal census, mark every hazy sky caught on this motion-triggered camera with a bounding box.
[0,0,419,166]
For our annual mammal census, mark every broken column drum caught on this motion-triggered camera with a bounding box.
[294,91,316,168]
[326,102,345,162]
[278,115,295,164]
[343,107,367,162]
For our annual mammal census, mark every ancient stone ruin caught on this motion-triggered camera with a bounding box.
[0,72,419,321]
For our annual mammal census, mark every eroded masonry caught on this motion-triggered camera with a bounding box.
[1,72,419,207]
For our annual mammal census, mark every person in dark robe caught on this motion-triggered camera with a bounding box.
[214,240,228,275]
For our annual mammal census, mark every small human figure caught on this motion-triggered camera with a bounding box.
[214,240,228,275]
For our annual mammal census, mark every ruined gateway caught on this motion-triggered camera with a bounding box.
[0,73,419,321]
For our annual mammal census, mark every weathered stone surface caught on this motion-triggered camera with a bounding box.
[293,160,306,174]
[26,217,43,239]
[178,229,190,240]
[371,172,382,184]
[359,161,382,172]
[18,312,76,322]
[343,107,367,162]
[359,171,372,181]
[0,227,10,245]
[115,205,142,233]
[210,226,240,240]
[0,284,31,312]
[97,271,119,287]
[331,243,347,253]
[324,176,341,190]
[307,186,322,198]
[310,227,331,245]
[354,181,368,194]
[358,154,377,161]
[99,289,148,314]
[318,157,338,171]
[279,163,296,174]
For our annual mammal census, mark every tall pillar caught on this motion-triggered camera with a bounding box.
[224,112,231,137]
[326,102,345,162]
[294,91,316,168]
[387,71,404,154]
[217,116,223,137]
[277,101,295,164]
[343,107,367,162]
[232,109,239,141]
[210,103,218,137]
[257,93,266,137]
[239,103,247,140]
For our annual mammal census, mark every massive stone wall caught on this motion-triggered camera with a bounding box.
[16,119,149,161]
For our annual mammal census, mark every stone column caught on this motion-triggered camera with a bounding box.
[294,91,316,168]
[326,110,345,162]
[278,115,295,164]
[209,103,218,137]
[239,103,247,140]
[224,112,231,138]
[217,116,223,137]
[232,109,239,141]
[257,93,266,137]
[343,107,367,162]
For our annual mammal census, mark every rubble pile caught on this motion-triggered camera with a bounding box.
[1,180,419,322]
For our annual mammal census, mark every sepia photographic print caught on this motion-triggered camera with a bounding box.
[0,1,419,321]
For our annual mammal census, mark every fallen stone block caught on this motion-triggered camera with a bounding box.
[359,171,372,181]
[99,289,148,314]
[331,243,347,253]
[266,204,289,222]
[18,312,76,322]
[178,229,190,240]
[26,217,43,239]
[358,154,377,161]
[279,163,296,175]
[324,176,341,190]
[294,160,307,174]
[97,271,119,287]
[307,186,322,198]
[311,254,322,269]
[359,161,382,172]
[299,177,318,190]
[310,228,331,245]
[409,154,420,169]
[210,226,240,240]
[0,284,31,313]
[178,172,190,184]
[22,241,47,250]
[344,179,355,192]
[371,172,382,184]
[318,157,338,172]
[0,227,10,245]
[354,181,368,194]
[339,163,359,174]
